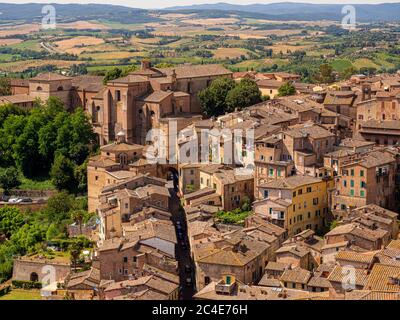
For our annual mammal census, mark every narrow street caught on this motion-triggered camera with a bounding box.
[167,181,195,300]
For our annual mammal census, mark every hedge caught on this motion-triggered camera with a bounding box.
[12,280,42,289]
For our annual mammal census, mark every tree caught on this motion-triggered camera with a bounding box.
[155,62,174,68]
[0,103,26,128]
[69,241,83,272]
[103,67,123,85]
[0,207,25,238]
[46,223,60,241]
[50,155,76,193]
[341,67,359,80]
[46,192,74,219]
[314,64,335,84]
[225,78,262,111]
[0,77,11,96]
[74,160,88,194]
[278,82,296,97]
[198,77,236,117]
[0,167,21,195]
[70,210,87,235]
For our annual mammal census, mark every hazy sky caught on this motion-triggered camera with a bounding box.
[5,0,400,9]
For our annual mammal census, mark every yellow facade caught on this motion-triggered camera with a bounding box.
[257,176,333,236]
[285,180,330,236]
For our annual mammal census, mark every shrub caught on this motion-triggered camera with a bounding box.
[12,280,42,289]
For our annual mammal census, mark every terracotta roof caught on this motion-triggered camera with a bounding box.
[259,175,322,189]
[139,90,172,103]
[31,72,71,81]
[196,238,269,267]
[325,223,356,237]
[284,123,334,139]
[345,290,400,300]
[339,138,375,149]
[124,219,177,244]
[327,265,369,287]
[360,120,400,131]
[321,241,349,250]
[72,75,104,92]
[324,91,355,106]
[108,75,149,84]
[276,244,309,258]
[335,250,377,265]
[364,264,400,292]
[265,261,290,272]
[10,78,29,87]
[0,94,35,104]
[375,248,400,267]
[387,240,400,250]
[158,64,232,79]
[258,276,282,288]
[113,289,168,300]
[257,79,282,89]
[142,264,179,284]
[280,268,311,284]
[194,282,327,300]
[307,276,332,289]
[88,154,118,168]
[101,142,143,153]
[66,268,100,289]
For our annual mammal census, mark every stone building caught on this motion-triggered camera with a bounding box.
[12,254,71,284]
[332,149,399,212]
[254,175,332,236]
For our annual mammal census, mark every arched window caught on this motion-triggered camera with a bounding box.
[150,111,155,116]
[36,86,43,91]
[96,106,101,112]
[30,272,39,282]
[57,86,63,91]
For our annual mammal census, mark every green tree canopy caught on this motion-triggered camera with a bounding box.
[0,77,11,96]
[198,77,236,117]
[278,82,296,97]
[50,155,76,193]
[199,78,261,117]
[0,167,21,194]
[0,97,97,192]
[0,207,25,238]
[103,67,123,85]
[225,78,262,111]
[314,63,335,83]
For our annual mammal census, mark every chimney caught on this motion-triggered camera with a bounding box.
[141,60,151,70]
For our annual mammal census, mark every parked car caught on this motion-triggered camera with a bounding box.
[1,195,10,202]
[184,265,191,273]
[185,277,192,287]
[9,198,22,204]
[20,197,33,203]
[181,242,187,250]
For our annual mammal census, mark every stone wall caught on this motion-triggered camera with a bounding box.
[12,259,71,283]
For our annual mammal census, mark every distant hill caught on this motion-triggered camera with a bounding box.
[166,2,400,21]
[1,2,400,24]
[0,3,159,24]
